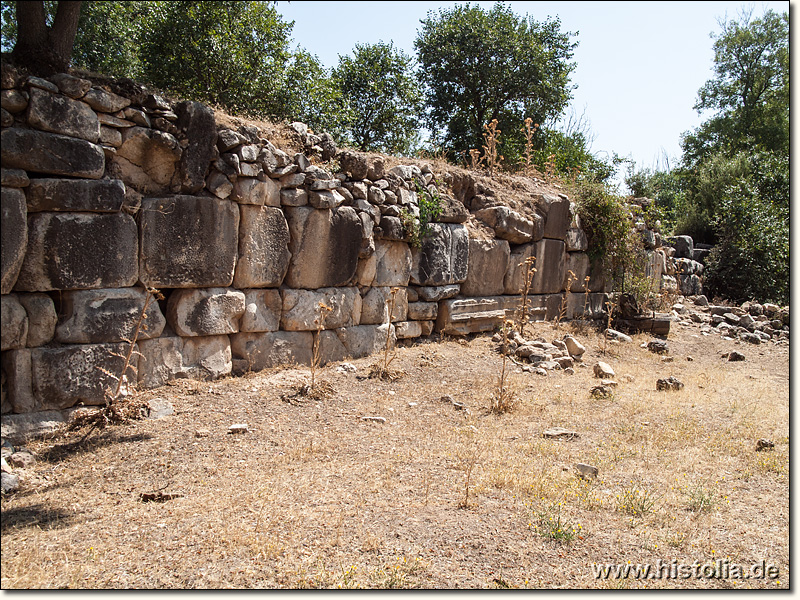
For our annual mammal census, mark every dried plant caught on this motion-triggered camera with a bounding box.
[521,117,539,174]
[544,153,556,182]
[515,256,537,336]
[311,301,333,391]
[556,270,577,328]
[491,320,516,414]
[370,288,403,381]
[482,119,502,177]
[468,148,484,171]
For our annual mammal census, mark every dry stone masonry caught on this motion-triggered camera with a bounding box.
[2,67,764,431]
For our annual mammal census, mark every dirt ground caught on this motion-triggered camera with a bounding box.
[0,318,789,589]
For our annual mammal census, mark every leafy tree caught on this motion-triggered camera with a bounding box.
[139,1,292,117]
[6,0,83,75]
[414,2,576,163]
[332,41,422,154]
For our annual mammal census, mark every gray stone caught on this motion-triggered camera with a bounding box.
[82,87,130,113]
[2,127,105,179]
[1,187,27,294]
[395,321,422,339]
[172,101,217,193]
[564,336,586,357]
[542,427,579,440]
[540,194,571,240]
[240,289,282,333]
[280,287,361,331]
[167,288,246,336]
[593,361,616,378]
[206,171,233,199]
[727,351,746,362]
[16,293,56,347]
[139,196,239,288]
[529,239,567,294]
[1,169,29,188]
[231,176,280,207]
[575,463,599,479]
[373,240,412,287]
[309,188,345,209]
[230,331,313,372]
[55,288,165,344]
[605,329,632,342]
[284,206,361,289]
[26,87,100,142]
[333,323,395,359]
[1,89,28,113]
[15,212,138,292]
[1,472,20,493]
[436,194,470,224]
[408,301,438,321]
[49,73,92,99]
[25,178,126,213]
[234,205,290,288]
[565,227,588,252]
[656,376,684,391]
[1,295,28,351]
[360,287,408,324]
[0,410,66,440]
[503,243,536,295]
[474,206,539,244]
[112,126,181,194]
[410,223,469,286]
[415,285,461,302]
[339,151,368,180]
[567,292,606,320]
[376,215,405,241]
[355,254,377,287]
[460,238,510,297]
[671,235,694,259]
[647,339,669,354]
[137,334,232,387]
[436,296,518,335]
[280,188,308,207]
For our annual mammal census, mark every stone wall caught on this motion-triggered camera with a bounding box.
[0,69,672,421]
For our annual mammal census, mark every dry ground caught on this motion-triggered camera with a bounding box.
[0,319,789,589]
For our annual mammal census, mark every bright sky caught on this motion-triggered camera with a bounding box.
[277,0,790,187]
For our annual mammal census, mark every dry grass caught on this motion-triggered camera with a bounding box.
[0,321,788,589]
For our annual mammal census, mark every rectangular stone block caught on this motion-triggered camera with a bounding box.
[14,212,138,292]
[1,127,105,179]
[230,331,313,372]
[395,321,422,339]
[566,292,607,320]
[407,301,438,321]
[281,287,362,331]
[1,349,35,413]
[2,187,28,294]
[504,243,536,295]
[240,289,282,333]
[410,223,469,286]
[233,205,291,288]
[529,238,567,294]
[26,87,101,142]
[373,240,412,286]
[137,335,232,388]
[26,178,126,213]
[230,176,280,206]
[460,238,510,297]
[332,324,395,359]
[139,196,239,288]
[17,293,57,347]
[166,288,246,336]
[359,287,408,324]
[435,296,519,335]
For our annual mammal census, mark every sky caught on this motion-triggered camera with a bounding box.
[277,0,791,188]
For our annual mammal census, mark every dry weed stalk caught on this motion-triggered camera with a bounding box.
[515,256,537,336]
[311,301,333,390]
[370,288,403,381]
[468,148,484,171]
[491,320,516,414]
[582,276,591,316]
[602,297,617,356]
[70,286,163,442]
[556,270,577,328]
[482,119,502,177]
[522,118,539,174]
[544,153,556,182]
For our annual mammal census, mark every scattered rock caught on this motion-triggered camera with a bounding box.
[575,463,599,480]
[661,356,674,363]
[647,339,669,354]
[1,472,20,494]
[146,398,174,419]
[600,379,618,387]
[8,451,34,469]
[726,351,746,362]
[535,368,548,376]
[336,362,357,373]
[194,429,211,438]
[605,329,632,343]
[563,336,586,358]
[591,385,613,399]
[656,376,684,391]
[543,427,579,440]
[361,416,387,424]
[228,424,249,434]
[755,439,775,452]
[593,362,616,378]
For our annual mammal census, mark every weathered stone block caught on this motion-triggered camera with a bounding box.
[407,301,438,321]
[415,285,461,302]
[567,292,607,320]
[565,227,588,252]
[540,194,571,240]
[1,187,27,294]
[234,205,290,288]
[1,128,105,179]
[436,296,518,335]
[395,321,422,339]
[56,288,166,344]
[460,238,510,297]
[240,289,282,333]
[230,331,313,372]
[280,188,307,207]
[360,287,408,324]
[284,206,361,289]
[410,223,469,286]
[139,196,239,288]
[138,334,231,388]
[1,349,35,413]
[280,287,361,331]
[26,87,100,142]
[317,330,349,365]
[231,176,280,206]
[333,324,395,359]
[15,212,138,292]
[527,293,565,321]
[112,126,181,194]
[474,206,539,244]
[17,293,56,347]
[1,169,29,188]
[1,294,28,350]
[355,254,377,287]
[373,240,412,287]
[174,101,216,194]
[376,216,405,241]
[671,235,694,259]
[565,252,590,293]
[50,73,92,99]
[504,243,536,295]
[167,288,246,336]
[529,239,566,294]
[25,178,126,213]
[82,88,130,113]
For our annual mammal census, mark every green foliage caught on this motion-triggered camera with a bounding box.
[414,2,576,162]
[624,164,688,234]
[332,41,423,155]
[400,179,444,248]
[702,152,789,305]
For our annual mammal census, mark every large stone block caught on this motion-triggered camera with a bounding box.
[55,288,166,344]
[527,294,565,321]
[436,296,518,335]
[139,196,239,288]
[566,292,606,320]
[167,288,246,336]
[17,293,57,347]
[15,212,138,292]
[284,206,361,289]
[408,301,438,321]
[112,126,182,194]
[565,227,588,252]
[474,206,541,244]
[373,240,412,286]
[410,223,469,286]
[26,178,126,213]
[504,243,536,295]
[26,87,100,142]
[540,193,571,240]
[240,289,282,333]
[333,324,395,359]
[231,176,280,207]
[359,287,408,324]
[529,239,567,294]
[1,294,28,350]
[460,238,510,297]
[138,335,231,388]
[1,187,27,294]
[1,127,105,179]
[280,287,361,331]
[230,331,313,372]
[233,205,290,288]
[174,101,217,194]
[1,350,35,413]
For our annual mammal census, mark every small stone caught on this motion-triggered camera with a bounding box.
[755,439,774,452]
[593,362,616,378]
[563,367,575,375]
[194,429,211,438]
[9,451,34,469]
[600,379,618,387]
[575,463,599,480]
[591,385,613,399]
[605,329,632,342]
[727,351,746,362]
[656,376,684,391]
[336,362,357,373]
[687,356,694,361]
[146,398,174,419]
[1,457,12,473]
[1,472,20,494]
[361,416,387,424]
[647,339,669,354]
[228,424,249,434]
[661,356,674,363]
[543,427,579,440]
[535,368,548,376]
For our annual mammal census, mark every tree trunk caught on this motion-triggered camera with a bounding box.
[12,1,82,76]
